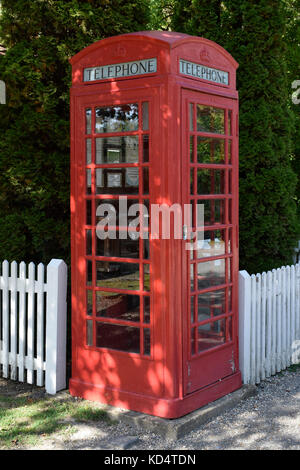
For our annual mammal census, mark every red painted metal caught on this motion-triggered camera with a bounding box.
[69,31,241,418]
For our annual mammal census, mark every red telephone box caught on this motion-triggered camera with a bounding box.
[69,31,242,418]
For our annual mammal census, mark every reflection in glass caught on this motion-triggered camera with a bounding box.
[195,230,226,258]
[86,200,92,225]
[191,296,195,323]
[96,136,138,164]
[143,167,149,195]
[190,103,194,131]
[96,167,139,194]
[199,199,226,226]
[86,320,93,346]
[96,291,140,322]
[86,169,92,194]
[144,328,150,355]
[87,290,93,316]
[190,136,194,163]
[96,235,139,258]
[87,260,92,286]
[228,140,232,164]
[191,327,196,355]
[197,289,226,322]
[144,296,150,323]
[197,137,225,164]
[143,264,150,291]
[86,229,92,256]
[86,108,92,134]
[196,259,226,290]
[197,105,225,134]
[86,138,92,164]
[142,102,149,130]
[197,169,225,195]
[190,169,194,194]
[95,104,138,133]
[96,322,140,353]
[198,319,226,353]
[96,261,140,291]
[143,135,149,162]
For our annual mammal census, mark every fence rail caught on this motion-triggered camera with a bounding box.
[0,259,67,394]
[239,263,300,385]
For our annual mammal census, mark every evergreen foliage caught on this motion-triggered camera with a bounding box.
[0,0,150,264]
[172,0,299,273]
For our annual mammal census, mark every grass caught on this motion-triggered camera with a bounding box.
[0,394,112,449]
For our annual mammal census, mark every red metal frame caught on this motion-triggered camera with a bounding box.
[69,31,241,418]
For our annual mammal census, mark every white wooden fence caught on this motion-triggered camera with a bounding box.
[239,263,300,385]
[0,259,67,394]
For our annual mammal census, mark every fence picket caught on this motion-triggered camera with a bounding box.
[26,262,35,384]
[2,261,9,378]
[0,258,67,394]
[240,262,300,384]
[10,261,18,380]
[36,263,45,386]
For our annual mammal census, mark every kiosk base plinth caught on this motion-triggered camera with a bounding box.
[69,372,242,419]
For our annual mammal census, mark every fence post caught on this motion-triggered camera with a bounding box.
[45,259,67,395]
[239,270,252,384]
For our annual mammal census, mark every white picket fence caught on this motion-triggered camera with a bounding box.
[0,259,67,394]
[239,263,300,385]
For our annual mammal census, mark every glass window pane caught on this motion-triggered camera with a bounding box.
[142,102,149,130]
[96,168,139,195]
[143,238,150,260]
[228,140,232,164]
[195,229,226,258]
[143,135,149,162]
[86,108,92,134]
[198,319,226,353]
[197,137,225,164]
[96,136,138,164]
[191,327,196,355]
[87,260,92,286]
[197,169,225,195]
[144,328,150,355]
[144,296,150,323]
[189,103,194,131]
[96,291,140,322]
[86,169,92,194]
[143,264,150,291]
[96,261,140,291]
[86,229,92,256]
[143,167,149,195]
[86,200,92,225]
[228,110,232,135]
[86,320,93,346]
[95,198,140,226]
[198,199,226,226]
[190,169,194,195]
[191,296,195,323]
[196,259,226,290]
[190,136,194,163]
[96,236,139,258]
[197,289,226,322]
[96,322,140,353]
[86,138,92,164]
[95,104,138,133]
[87,290,93,316]
[197,105,225,134]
